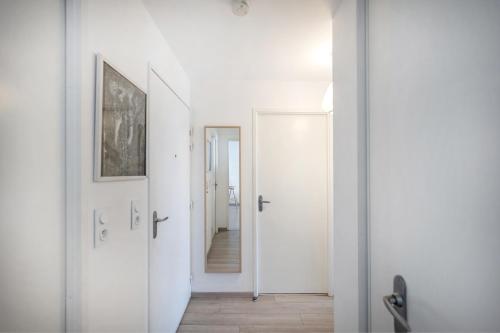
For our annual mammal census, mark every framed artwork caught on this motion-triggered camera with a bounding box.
[94,54,147,181]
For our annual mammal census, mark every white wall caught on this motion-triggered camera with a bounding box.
[331,0,368,331]
[0,1,65,331]
[369,0,500,331]
[79,0,190,331]
[191,79,329,292]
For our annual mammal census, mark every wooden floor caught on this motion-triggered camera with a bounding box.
[178,294,333,332]
[206,230,241,273]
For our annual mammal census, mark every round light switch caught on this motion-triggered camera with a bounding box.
[99,229,108,241]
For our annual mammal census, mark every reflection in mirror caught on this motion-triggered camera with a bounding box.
[205,127,241,273]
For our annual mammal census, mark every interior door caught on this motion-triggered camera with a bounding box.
[256,113,328,293]
[149,70,190,332]
[368,1,500,331]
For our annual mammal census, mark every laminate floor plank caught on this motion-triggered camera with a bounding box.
[181,313,303,326]
[301,313,334,326]
[220,302,332,314]
[239,325,333,333]
[177,324,239,332]
[274,294,333,303]
[185,302,221,314]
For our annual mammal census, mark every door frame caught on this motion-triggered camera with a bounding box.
[65,0,82,331]
[252,109,333,298]
[330,0,370,331]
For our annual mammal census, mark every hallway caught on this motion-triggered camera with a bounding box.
[3,0,500,332]
[178,294,333,332]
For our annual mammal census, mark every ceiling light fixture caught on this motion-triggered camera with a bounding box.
[232,0,250,16]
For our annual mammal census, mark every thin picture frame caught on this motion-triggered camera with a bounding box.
[94,53,148,182]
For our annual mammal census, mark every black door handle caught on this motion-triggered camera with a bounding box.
[258,195,271,212]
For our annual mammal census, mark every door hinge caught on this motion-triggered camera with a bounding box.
[189,143,194,151]
[189,127,193,137]
[189,200,194,210]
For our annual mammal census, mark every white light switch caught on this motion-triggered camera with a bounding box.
[94,208,109,248]
[131,200,141,230]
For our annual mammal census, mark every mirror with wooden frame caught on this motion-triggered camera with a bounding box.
[204,126,241,273]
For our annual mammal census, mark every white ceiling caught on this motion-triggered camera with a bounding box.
[143,0,332,81]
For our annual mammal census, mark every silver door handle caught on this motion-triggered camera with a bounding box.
[383,275,411,332]
[153,211,169,239]
[383,294,411,332]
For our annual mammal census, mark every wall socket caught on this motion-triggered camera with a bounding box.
[131,200,141,230]
[94,208,109,248]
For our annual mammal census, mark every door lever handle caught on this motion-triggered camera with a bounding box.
[383,294,411,332]
[383,275,411,332]
[258,195,271,212]
[154,214,169,223]
[153,211,169,239]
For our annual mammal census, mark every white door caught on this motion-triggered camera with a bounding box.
[256,112,329,293]
[368,1,500,331]
[149,70,191,332]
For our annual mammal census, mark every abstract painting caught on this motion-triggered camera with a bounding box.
[95,55,147,181]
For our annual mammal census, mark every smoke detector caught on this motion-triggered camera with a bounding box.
[232,0,249,16]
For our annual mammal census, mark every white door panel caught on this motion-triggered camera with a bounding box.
[149,71,190,333]
[368,1,500,331]
[257,113,328,293]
